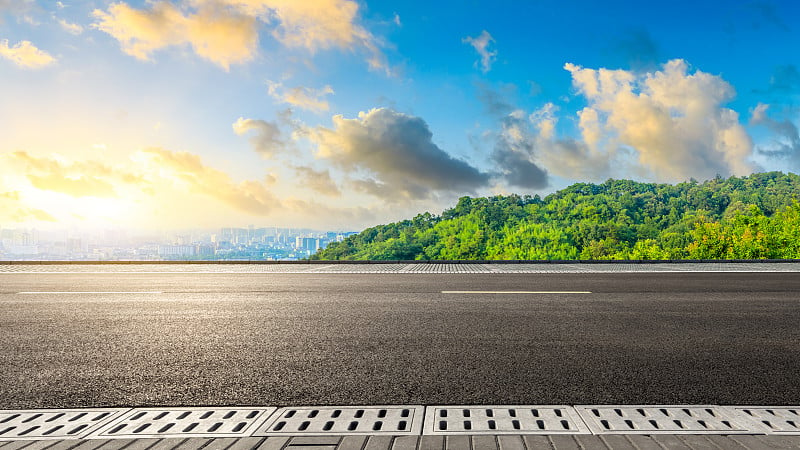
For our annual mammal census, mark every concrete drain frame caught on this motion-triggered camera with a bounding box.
[726,406,800,434]
[0,409,129,440]
[86,407,276,439]
[575,405,754,434]
[423,405,590,435]
[4,405,797,441]
[253,405,424,436]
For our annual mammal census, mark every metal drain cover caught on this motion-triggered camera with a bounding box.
[87,407,275,439]
[575,405,751,434]
[254,406,424,435]
[423,406,590,435]
[0,409,128,440]
[728,406,800,434]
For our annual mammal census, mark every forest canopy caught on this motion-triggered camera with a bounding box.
[312,172,800,260]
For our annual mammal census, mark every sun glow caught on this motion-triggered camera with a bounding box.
[17,188,136,227]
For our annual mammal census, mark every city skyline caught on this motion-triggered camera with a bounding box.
[0,224,357,260]
[1,0,799,231]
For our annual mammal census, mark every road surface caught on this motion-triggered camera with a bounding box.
[1,270,799,408]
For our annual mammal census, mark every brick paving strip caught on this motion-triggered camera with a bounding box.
[3,434,800,449]
[2,406,800,449]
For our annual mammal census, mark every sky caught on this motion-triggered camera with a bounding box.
[1,0,799,231]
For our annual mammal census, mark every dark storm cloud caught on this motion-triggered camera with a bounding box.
[310,107,490,201]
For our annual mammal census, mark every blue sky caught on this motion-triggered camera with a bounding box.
[1,0,799,230]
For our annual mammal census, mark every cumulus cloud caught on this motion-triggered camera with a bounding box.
[560,59,756,182]
[463,30,496,73]
[4,151,148,197]
[293,165,340,196]
[57,18,84,35]
[232,117,284,158]
[0,190,57,223]
[490,109,548,189]
[138,147,280,214]
[92,1,259,70]
[307,107,490,201]
[751,103,800,168]
[267,81,334,112]
[0,39,56,68]
[92,0,387,71]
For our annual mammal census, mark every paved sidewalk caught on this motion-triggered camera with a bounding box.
[4,262,800,273]
[4,434,800,450]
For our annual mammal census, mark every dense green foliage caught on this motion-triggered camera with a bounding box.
[313,172,800,260]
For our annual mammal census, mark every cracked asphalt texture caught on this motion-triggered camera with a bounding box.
[1,271,799,408]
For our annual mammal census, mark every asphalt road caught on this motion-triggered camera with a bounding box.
[1,272,799,408]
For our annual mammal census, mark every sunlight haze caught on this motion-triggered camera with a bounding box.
[1,0,798,231]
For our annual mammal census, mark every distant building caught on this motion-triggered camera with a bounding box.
[295,237,320,252]
[158,245,196,258]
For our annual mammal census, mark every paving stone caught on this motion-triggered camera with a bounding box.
[193,438,234,450]
[252,437,286,450]
[496,435,525,450]
[10,441,58,450]
[677,435,722,450]
[338,436,367,450]
[418,435,444,450]
[623,435,663,450]
[391,436,419,450]
[521,435,551,449]
[548,435,580,450]
[363,436,392,450]
[145,439,191,450]
[288,436,340,446]
[172,438,213,450]
[650,435,692,449]
[752,435,800,449]
[445,436,469,450]
[40,441,87,450]
[0,442,35,450]
[597,435,635,450]
[471,435,498,450]
[286,447,335,450]
[573,435,610,449]
[703,435,744,449]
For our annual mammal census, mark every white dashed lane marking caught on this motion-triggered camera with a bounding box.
[17,291,164,295]
[441,291,592,294]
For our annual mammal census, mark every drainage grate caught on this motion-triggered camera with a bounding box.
[423,406,590,435]
[575,405,752,434]
[254,406,424,435]
[0,409,128,440]
[728,406,800,434]
[86,407,275,439]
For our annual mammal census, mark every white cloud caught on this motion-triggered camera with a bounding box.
[58,18,84,35]
[137,147,281,214]
[751,103,800,169]
[293,165,340,197]
[0,39,56,68]
[463,30,496,73]
[266,81,334,112]
[92,1,259,71]
[557,59,756,182]
[232,117,284,158]
[92,0,388,71]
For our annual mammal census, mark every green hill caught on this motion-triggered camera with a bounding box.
[312,172,800,260]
